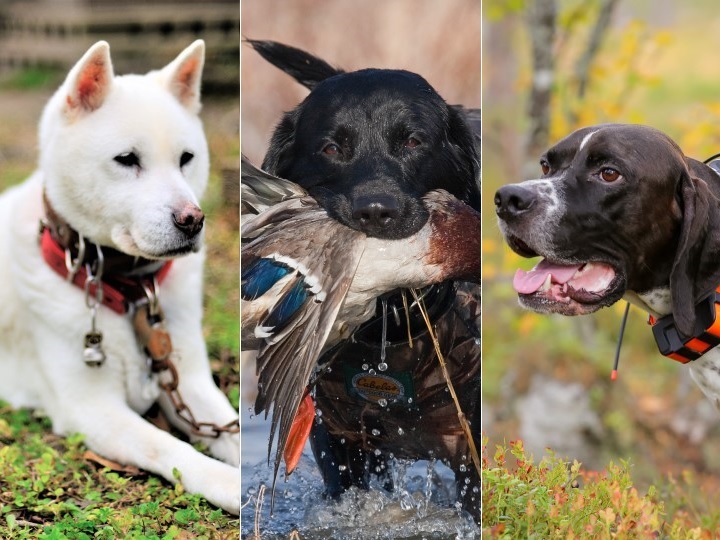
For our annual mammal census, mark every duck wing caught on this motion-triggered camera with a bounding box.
[241,159,366,484]
[241,154,307,215]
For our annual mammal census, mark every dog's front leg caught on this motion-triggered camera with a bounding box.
[155,336,240,468]
[34,329,240,514]
[157,259,240,467]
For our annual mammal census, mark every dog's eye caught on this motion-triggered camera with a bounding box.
[322,143,340,156]
[114,152,140,168]
[600,168,621,182]
[404,137,421,149]
[180,152,194,167]
[540,160,550,175]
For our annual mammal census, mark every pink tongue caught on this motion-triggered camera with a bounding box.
[513,259,583,294]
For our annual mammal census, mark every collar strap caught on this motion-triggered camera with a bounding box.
[40,194,172,315]
[649,287,720,363]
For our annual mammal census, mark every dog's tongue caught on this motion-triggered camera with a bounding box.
[513,259,583,294]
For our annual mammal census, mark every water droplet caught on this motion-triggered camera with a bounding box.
[380,297,389,362]
[315,409,323,417]
[374,448,382,456]
[407,398,413,404]
[368,369,376,375]
[474,337,481,345]
[371,429,380,436]
[459,464,467,472]
[362,363,369,371]
[340,438,346,444]
[378,362,388,372]
[464,477,471,484]
[316,417,323,424]
[397,427,404,435]
[377,398,387,407]
[338,464,347,471]
[320,451,326,458]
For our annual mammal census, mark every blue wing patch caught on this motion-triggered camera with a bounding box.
[263,280,309,333]
[241,258,292,300]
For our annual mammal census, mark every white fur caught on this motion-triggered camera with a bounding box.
[496,177,565,256]
[579,130,598,151]
[0,41,239,513]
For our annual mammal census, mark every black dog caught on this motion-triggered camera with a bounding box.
[249,40,481,521]
[495,123,720,410]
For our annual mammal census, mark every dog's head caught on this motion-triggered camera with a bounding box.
[253,41,479,240]
[495,123,720,337]
[39,41,209,260]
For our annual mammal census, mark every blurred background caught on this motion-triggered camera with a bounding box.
[483,0,720,520]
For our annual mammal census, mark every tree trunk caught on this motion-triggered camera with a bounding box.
[525,0,557,175]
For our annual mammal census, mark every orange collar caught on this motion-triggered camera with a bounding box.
[649,287,720,364]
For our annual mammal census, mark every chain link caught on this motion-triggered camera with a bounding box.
[132,295,240,439]
[157,357,240,438]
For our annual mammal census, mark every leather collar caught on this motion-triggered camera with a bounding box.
[40,191,172,314]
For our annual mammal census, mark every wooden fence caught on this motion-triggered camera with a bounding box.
[0,0,239,93]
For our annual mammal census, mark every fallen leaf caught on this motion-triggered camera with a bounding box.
[83,451,145,476]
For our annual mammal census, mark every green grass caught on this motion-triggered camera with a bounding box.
[0,405,238,539]
[0,66,65,91]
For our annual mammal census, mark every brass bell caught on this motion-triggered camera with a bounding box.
[83,331,106,367]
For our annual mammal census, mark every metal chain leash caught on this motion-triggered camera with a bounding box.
[132,282,240,439]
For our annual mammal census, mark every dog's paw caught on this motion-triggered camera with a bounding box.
[180,458,240,515]
[207,432,240,467]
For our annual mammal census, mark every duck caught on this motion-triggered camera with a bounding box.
[241,155,480,486]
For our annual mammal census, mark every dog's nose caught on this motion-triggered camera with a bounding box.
[173,204,205,238]
[494,185,536,221]
[351,195,400,232]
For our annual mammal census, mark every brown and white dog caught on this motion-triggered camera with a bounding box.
[495,123,720,407]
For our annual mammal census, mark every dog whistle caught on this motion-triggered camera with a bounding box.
[83,331,106,367]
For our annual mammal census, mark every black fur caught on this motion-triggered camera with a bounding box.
[252,40,480,240]
[496,123,720,338]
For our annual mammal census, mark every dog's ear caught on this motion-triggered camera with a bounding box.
[446,106,481,211]
[246,39,343,90]
[261,110,298,176]
[670,167,720,338]
[62,41,113,119]
[158,39,205,114]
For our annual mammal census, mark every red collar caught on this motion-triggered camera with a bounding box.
[39,226,173,315]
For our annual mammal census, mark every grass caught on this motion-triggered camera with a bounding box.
[0,66,65,92]
[0,405,238,539]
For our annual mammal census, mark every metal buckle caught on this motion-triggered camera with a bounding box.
[64,234,86,282]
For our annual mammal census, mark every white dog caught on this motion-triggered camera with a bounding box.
[0,41,239,513]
